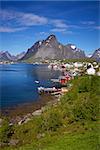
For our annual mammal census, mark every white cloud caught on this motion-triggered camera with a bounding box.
[68,25,82,29]
[0,27,27,33]
[0,9,69,33]
[94,26,100,30]
[0,9,48,27]
[50,19,68,28]
[0,9,98,35]
[0,10,16,20]
[50,28,67,32]
[81,21,95,25]
[38,32,49,36]
[18,13,48,26]
[50,28,73,34]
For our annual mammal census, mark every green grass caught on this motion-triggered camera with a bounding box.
[0,76,99,150]
[43,131,99,150]
[20,57,96,64]
[62,58,96,63]
[2,123,99,150]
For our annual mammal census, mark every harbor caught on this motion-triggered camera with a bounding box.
[0,60,100,125]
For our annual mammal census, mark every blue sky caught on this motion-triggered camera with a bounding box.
[0,1,100,55]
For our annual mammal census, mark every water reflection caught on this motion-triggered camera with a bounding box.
[0,64,61,108]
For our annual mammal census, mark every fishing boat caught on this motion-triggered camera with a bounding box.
[38,86,61,94]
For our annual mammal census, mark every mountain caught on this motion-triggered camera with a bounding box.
[87,54,92,58]
[0,51,13,61]
[15,52,26,60]
[91,48,100,62]
[0,51,26,61]
[21,35,85,61]
[21,41,42,60]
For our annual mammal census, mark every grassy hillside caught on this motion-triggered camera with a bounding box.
[0,76,99,150]
[2,124,99,150]
[62,58,95,63]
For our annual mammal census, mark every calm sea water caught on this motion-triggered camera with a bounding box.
[0,64,61,109]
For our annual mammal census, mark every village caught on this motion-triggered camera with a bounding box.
[38,60,100,94]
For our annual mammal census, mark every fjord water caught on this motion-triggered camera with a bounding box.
[0,64,61,109]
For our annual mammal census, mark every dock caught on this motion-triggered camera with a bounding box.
[51,91,62,95]
[51,79,60,83]
[38,87,61,94]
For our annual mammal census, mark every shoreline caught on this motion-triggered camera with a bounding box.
[0,94,56,123]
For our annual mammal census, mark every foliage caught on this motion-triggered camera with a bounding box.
[40,107,63,132]
[0,118,13,143]
[61,76,99,122]
[62,58,96,63]
[1,76,99,149]
[2,122,99,150]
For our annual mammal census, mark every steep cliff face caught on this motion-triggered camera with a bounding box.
[33,35,64,60]
[91,48,100,62]
[21,35,86,61]
[15,52,26,60]
[64,44,85,59]
[22,41,42,60]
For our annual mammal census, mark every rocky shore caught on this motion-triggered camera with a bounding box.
[0,94,59,125]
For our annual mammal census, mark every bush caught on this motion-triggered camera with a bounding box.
[40,108,62,132]
[78,77,91,93]
[60,76,99,122]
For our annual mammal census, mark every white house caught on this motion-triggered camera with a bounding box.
[87,67,96,75]
[74,62,83,68]
[65,63,73,69]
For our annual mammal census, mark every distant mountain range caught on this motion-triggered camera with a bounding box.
[0,51,12,61]
[91,48,100,62]
[0,51,25,61]
[0,35,100,62]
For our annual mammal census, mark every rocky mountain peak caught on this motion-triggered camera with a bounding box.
[21,35,86,61]
[95,48,100,56]
[46,34,57,41]
[0,51,12,61]
[44,34,58,48]
[91,48,100,62]
[70,44,76,50]
[66,44,76,49]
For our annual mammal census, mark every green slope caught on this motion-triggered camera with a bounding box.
[0,76,99,150]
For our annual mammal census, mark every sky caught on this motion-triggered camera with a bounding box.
[0,1,100,55]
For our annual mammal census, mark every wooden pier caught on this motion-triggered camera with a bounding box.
[38,87,61,94]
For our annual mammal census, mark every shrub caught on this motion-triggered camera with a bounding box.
[78,77,91,93]
[40,108,62,132]
[60,76,99,122]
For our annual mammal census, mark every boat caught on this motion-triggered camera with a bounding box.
[38,86,61,94]
[35,80,40,84]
